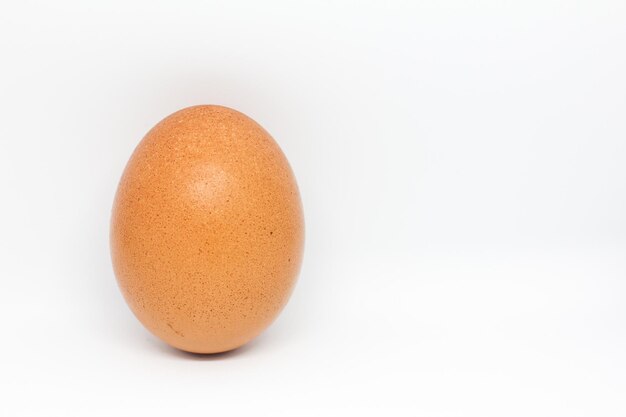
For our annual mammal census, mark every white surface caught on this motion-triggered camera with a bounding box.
[1,1,625,415]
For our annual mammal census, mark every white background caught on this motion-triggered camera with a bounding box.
[1,1,625,415]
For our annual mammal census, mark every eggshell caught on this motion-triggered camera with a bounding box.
[110,105,304,354]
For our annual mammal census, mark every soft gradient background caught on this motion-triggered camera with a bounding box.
[1,1,625,415]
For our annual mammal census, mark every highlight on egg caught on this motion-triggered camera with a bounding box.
[110,105,304,354]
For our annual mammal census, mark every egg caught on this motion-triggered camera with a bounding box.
[110,105,304,354]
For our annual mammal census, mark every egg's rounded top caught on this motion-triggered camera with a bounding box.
[110,105,304,353]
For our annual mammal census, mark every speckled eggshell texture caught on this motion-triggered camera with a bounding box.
[110,105,304,354]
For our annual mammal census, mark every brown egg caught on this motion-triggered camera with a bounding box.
[110,105,304,354]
